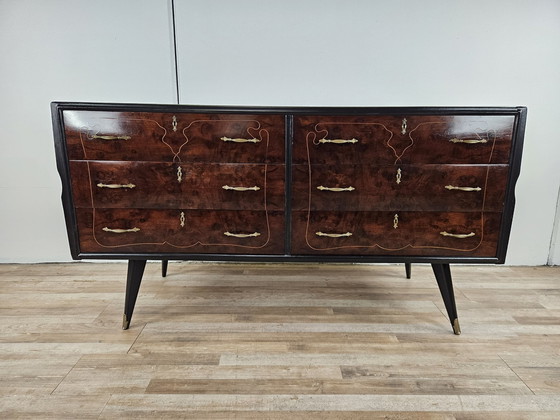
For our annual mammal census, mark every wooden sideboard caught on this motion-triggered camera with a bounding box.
[52,103,527,334]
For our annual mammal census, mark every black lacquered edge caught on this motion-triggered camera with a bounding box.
[495,106,527,263]
[51,102,81,259]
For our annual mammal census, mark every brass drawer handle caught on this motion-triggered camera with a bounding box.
[318,138,358,144]
[445,185,481,192]
[222,185,261,192]
[224,231,261,238]
[96,183,136,189]
[316,231,353,238]
[440,231,475,239]
[102,227,140,234]
[220,136,261,143]
[317,185,355,192]
[88,134,131,141]
[449,138,488,144]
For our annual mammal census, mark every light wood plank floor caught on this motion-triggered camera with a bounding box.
[0,262,559,419]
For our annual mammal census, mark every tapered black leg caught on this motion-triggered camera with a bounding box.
[162,260,168,278]
[405,263,411,279]
[431,263,461,335]
[123,259,147,330]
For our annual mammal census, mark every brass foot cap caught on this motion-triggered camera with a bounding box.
[452,318,461,335]
[122,314,130,330]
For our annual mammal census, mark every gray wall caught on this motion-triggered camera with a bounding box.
[1,0,559,264]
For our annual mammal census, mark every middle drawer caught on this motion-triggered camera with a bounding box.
[70,161,285,210]
[292,164,508,212]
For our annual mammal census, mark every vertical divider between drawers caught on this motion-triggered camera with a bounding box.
[284,114,294,255]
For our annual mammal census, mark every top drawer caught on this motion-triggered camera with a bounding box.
[293,115,515,164]
[63,111,285,163]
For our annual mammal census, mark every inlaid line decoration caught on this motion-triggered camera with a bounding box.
[303,119,498,253]
[86,117,272,250]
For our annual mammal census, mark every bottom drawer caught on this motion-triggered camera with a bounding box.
[76,209,285,254]
[291,211,502,257]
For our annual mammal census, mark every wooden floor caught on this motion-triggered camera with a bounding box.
[0,262,559,419]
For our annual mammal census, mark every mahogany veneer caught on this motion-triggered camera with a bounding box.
[52,103,526,334]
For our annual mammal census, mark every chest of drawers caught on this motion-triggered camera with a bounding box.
[52,103,526,334]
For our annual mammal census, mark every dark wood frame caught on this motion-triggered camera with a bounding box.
[52,102,527,334]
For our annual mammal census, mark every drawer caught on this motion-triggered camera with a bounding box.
[70,161,284,210]
[292,164,508,212]
[63,111,285,163]
[291,211,502,257]
[293,115,514,164]
[76,209,285,254]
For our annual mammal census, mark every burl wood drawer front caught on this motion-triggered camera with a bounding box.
[63,111,284,163]
[292,164,509,212]
[291,211,502,257]
[70,161,284,210]
[293,115,514,165]
[76,209,284,254]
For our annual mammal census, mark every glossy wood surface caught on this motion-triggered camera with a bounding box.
[291,211,502,256]
[64,111,285,163]
[70,161,285,210]
[76,209,285,254]
[292,164,509,212]
[293,115,515,165]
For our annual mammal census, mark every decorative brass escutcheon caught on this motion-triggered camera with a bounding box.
[172,115,178,132]
[177,165,183,183]
[180,211,185,227]
[393,214,399,229]
[396,168,402,185]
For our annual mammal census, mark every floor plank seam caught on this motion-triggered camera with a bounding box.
[498,354,536,396]
[126,322,147,355]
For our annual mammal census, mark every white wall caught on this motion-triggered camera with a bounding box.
[0,0,176,262]
[1,0,559,265]
[551,192,560,265]
[174,0,560,265]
